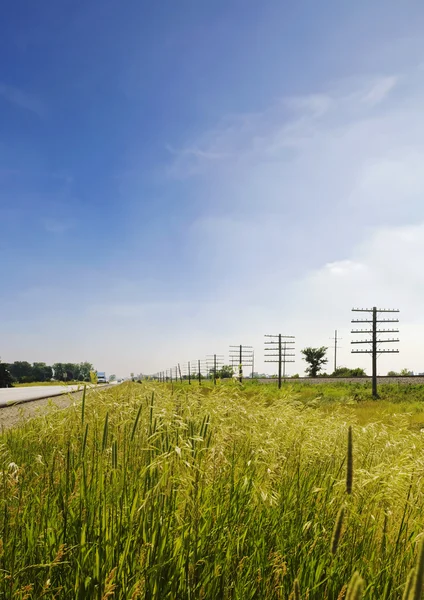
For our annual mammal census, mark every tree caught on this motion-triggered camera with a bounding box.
[388,369,413,376]
[219,365,234,378]
[0,361,13,388]
[109,374,116,382]
[301,347,328,377]
[349,368,366,377]
[78,362,94,381]
[32,362,53,382]
[53,363,65,381]
[53,362,92,382]
[8,361,33,383]
[214,365,234,379]
[332,367,366,377]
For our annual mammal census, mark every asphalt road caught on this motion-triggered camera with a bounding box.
[0,384,88,407]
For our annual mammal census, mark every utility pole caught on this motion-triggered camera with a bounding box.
[184,361,192,385]
[351,307,399,398]
[264,334,295,388]
[229,345,254,383]
[206,354,224,385]
[330,330,342,373]
[192,359,207,385]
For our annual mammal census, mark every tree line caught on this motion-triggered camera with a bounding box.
[0,361,94,386]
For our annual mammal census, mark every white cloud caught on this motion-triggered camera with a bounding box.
[362,75,398,105]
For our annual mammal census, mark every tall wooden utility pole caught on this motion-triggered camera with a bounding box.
[206,354,224,385]
[264,334,295,388]
[330,330,342,373]
[192,359,207,385]
[229,345,254,383]
[351,307,399,398]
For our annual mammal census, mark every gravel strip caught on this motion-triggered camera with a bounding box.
[0,386,112,431]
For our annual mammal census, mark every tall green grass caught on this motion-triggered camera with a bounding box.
[0,382,424,598]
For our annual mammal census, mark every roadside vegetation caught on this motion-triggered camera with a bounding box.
[1,381,424,598]
[3,361,95,385]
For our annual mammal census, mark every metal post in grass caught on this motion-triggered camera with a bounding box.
[178,363,183,383]
[264,334,295,389]
[351,307,399,399]
[198,359,201,385]
[188,361,191,385]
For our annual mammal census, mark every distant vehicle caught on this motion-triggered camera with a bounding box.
[97,371,107,384]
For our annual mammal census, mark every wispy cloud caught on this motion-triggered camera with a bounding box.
[284,93,335,117]
[0,83,45,117]
[166,75,401,180]
[362,75,398,105]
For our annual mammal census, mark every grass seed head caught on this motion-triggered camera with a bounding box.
[403,568,416,600]
[346,572,364,600]
[331,506,345,555]
[346,425,353,494]
[412,539,424,600]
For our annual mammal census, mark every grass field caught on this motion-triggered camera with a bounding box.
[1,381,424,598]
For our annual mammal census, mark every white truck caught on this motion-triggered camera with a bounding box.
[97,371,107,384]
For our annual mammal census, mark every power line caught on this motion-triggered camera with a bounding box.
[229,345,253,383]
[191,359,207,385]
[206,354,225,385]
[351,307,399,398]
[264,334,295,388]
[330,329,342,372]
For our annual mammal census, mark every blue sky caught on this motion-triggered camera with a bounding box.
[2,0,424,376]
